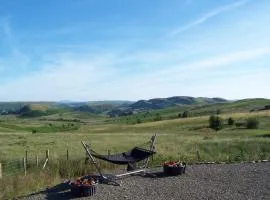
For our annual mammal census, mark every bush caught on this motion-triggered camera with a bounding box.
[235,121,246,127]
[228,117,234,125]
[154,113,162,121]
[181,111,189,118]
[246,118,259,129]
[209,115,223,131]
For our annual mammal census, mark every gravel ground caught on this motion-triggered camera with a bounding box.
[22,162,270,200]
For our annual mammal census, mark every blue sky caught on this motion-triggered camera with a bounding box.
[0,0,269,101]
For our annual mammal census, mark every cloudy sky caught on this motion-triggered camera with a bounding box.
[0,0,269,101]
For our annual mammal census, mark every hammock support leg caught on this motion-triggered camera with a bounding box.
[81,141,121,186]
[143,133,157,170]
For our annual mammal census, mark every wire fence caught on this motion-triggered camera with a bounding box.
[0,147,147,179]
[0,156,48,177]
[0,149,107,179]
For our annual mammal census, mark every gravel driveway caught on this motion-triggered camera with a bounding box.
[22,162,270,200]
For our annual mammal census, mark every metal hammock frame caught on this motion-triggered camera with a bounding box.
[81,133,157,186]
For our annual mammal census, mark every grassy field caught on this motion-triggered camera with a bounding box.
[0,104,270,199]
[0,110,269,162]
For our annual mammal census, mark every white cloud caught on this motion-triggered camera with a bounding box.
[186,47,270,70]
[0,54,117,101]
[0,17,29,71]
[170,0,250,36]
[0,43,269,101]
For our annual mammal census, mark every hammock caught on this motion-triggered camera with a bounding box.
[90,147,155,165]
[81,134,157,186]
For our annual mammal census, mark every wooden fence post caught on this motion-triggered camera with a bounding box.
[197,150,201,161]
[85,151,89,164]
[46,150,49,161]
[67,149,69,161]
[43,150,49,169]
[25,150,28,166]
[0,163,2,179]
[23,157,26,176]
[36,155,39,167]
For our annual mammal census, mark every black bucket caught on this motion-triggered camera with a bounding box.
[71,184,97,197]
[163,163,186,176]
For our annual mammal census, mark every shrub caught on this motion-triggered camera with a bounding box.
[181,111,189,118]
[209,115,223,131]
[235,121,246,127]
[154,113,162,121]
[228,117,234,125]
[32,129,37,134]
[216,109,221,115]
[246,118,259,129]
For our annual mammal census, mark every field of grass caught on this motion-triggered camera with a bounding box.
[0,105,270,199]
[0,110,269,162]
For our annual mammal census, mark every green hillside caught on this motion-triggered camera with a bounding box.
[110,98,270,124]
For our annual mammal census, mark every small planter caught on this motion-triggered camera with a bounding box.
[162,161,186,176]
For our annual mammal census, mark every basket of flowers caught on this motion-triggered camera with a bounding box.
[162,161,186,176]
[70,176,98,197]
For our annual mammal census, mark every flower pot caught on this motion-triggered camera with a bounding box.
[163,162,186,176]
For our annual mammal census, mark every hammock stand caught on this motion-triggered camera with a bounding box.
[81,134,157,186]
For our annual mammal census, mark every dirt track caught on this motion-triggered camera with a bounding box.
[22,162,270,200]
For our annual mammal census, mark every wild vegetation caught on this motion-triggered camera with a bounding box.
[0,98,270,198]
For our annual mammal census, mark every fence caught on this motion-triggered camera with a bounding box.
[0,148,116,179]
[0,150,50,178]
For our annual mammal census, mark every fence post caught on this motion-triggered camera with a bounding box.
[85,151,89,164]
[25,150,28,166]
[23,157,26,176]
[67,149,69,161]
[46,150,49,161]
[43,150,49,169]
[0,163,2,179]
[197,150,201,161]
[108,150,111,156]
[36,155,39,167]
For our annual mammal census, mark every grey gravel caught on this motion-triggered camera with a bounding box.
[22,162,270,200]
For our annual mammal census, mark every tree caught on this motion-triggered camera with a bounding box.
[228,117,234,125]
[209,115,223,131]
[246,118,259,129]
[181,111,189,118]
[154,113,162,121]
[136,118,142,124]
[216,109,221,115]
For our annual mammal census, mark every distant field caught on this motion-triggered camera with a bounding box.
[0,110,269,163]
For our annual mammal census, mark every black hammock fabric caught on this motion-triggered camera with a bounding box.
[91,147,155,165]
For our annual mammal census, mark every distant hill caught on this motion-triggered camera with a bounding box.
[1,97,269,119]
[0,102,57,116]
[130,96,227,110]
[0,101,133,116]
[107,96,228,117]
[109,98,270,124]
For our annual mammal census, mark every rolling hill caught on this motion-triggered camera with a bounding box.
[1,97,270,120]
